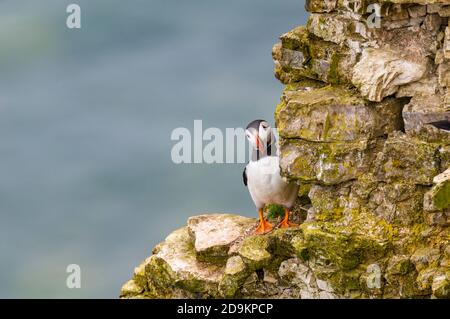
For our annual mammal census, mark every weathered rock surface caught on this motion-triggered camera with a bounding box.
[187,214,255,263]
[143,227,225,298]
[122,0,450,299]
[279,137,381,185]
[424,168,450,211]
[352,48,429,102]
[121,212,448,299]
[374,133,440,185]
[276,85,406,142]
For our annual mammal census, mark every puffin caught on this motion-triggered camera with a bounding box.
[243,119,299,234]
[427,119,450,132]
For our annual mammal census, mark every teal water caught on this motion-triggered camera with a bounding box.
[0,0,307,297]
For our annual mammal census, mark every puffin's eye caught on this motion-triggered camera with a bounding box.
[261,123,268,129]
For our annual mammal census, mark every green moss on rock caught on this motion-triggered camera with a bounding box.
[300,222,388,270]
[238,235,272,270]
[218,256,250,298]
[375,133,440,185]
[279,137,381,184]
[387,255,414,275]
[424,169,450,211]
[432,272,450,298]
[120,279,144,299]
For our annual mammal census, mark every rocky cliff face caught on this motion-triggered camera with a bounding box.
[121,0,450,299]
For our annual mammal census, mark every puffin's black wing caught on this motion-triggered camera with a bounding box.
[243,167,248,186]
[428,120,450,131]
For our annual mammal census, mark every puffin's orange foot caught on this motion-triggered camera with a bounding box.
[279,219,299,229]
[279,208,299,229]
[255,219,273,234]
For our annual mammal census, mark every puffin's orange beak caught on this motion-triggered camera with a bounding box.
[255,135,265,153]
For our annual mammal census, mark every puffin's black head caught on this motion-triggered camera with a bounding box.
[245,119,272,153]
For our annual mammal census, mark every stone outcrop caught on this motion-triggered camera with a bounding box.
[121,0,450,299]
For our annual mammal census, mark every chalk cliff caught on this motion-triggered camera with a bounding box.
[121,0,450,299]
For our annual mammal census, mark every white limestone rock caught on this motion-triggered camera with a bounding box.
[352,48,428,102]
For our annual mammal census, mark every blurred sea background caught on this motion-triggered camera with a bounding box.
[0,0,307,298]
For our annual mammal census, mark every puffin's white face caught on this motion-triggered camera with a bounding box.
[245,120,272,153]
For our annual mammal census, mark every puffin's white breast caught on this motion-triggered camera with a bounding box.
[245,156,299,210]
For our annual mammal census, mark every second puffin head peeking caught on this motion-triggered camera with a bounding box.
[245,119,272,156]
